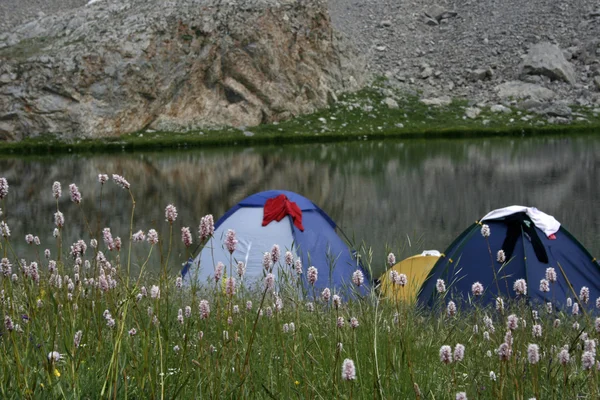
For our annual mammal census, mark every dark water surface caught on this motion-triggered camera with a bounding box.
[1,135,599,277]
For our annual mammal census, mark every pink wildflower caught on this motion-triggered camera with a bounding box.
[271,244,280,264]
[436,279,446,293]
[387,252,396,267]
[582,351,595,370]
[112,174,129,189]
[114,237,121,251]
[74,330,82,348]
[333,294,342,309]
[497,250,506,263]
[226,277,236,296]
[580,286,590,304]
[69,183,82,204]
[498,343,512,361]
[352,270,364,286]
[321,287,331,302]
[262,252,273,271]
[129,328,137,336]
[284,251,294,266]
[54,211,64,228]
[246,301,252,311]
[0,178,8,199]
[295,259,303,274]
[150,285,160,299]
[507,314,518,330]
[181,227,192,247]
[237,261,245,277]
[389,270,398,284]
[4,315,14,331]
[456,393,467,400]
[199,214,214,241]
[264,273,275,291]
[572,303,579,315]
[175,277,183,289]
[395,273,407,287]
[165,204,177,223]
[214,262,224,282]
[307,266,318,285]
[337,317,345,328]
[52,181,61,199]
[558,348,570,365]
[225,230,237,254]
[472,282,484,296]
[439,345,453,364]
[98,174,108,184]
[532,324,542,338]
[513,279,527,296]
[447,301,457,317]
[539,279,550,292]
[528,344,540,364]
[147,229,158,245]
[132,230,145,242]
[341,359,356,380]
[25,234,34,244]
[199,300,210,319]
[102,228,114,250]
[454,344,465,362]
[481,224,490,237]
[546,267,557,283]
[350,317,359,328]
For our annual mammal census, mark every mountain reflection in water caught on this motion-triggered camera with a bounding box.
[1,136,598,277]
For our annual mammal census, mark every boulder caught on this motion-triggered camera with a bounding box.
[420,96,452,106]
[0,0,367,141]
[520,42,577,85]
[465,107,481,119]
[383,97,399,109]
[495,81,556,102]
[490,104,511,114]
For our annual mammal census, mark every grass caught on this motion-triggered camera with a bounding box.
[1,82,599,155]
[1,175,599,399]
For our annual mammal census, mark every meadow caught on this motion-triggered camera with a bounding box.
[0,174,599,399]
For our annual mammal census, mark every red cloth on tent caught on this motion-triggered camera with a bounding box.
[262,194,304,231]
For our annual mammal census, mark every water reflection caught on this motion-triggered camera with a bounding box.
[1,136,598,277]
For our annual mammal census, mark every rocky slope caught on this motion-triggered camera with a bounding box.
[327,0,600,108]
[0,0,365,140]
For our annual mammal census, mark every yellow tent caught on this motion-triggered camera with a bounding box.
[379,251,440,302]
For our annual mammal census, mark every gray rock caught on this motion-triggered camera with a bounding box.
[521,42,577,85]
[490,104,512,114]
[519,99,544,111]
[495,81,556,101]
[594,76,600,91]
[542,103,572,118]
[465,107,481,119]
[380,20,392,27]
[420,96,452,106]
[424,16,439,26]
[467,68,493,81]
[383,97,399,109]
[421,66,433,79]
[0,0,367,141]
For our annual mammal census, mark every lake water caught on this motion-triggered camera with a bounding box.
[1,135,599,278]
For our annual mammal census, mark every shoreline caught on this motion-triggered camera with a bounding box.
[2,86,600,155]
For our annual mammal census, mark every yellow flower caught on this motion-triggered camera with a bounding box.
[294,380,300,386]
[53,369,60,378]
[40,383,44,389]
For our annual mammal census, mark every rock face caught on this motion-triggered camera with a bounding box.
[520,42,576,85]
[0,0,366,141]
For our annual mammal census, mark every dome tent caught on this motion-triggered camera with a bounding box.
[418,206,600,309]
[182,190,370,295]
[379,251,440,303]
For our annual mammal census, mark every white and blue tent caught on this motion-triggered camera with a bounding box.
[182,190,370,295]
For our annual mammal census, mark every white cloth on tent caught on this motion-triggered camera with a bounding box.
[421,250,441,257]
[480,206,561,237]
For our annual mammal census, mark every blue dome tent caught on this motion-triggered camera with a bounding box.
[182,190,370,295]
[418,206,600,309]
